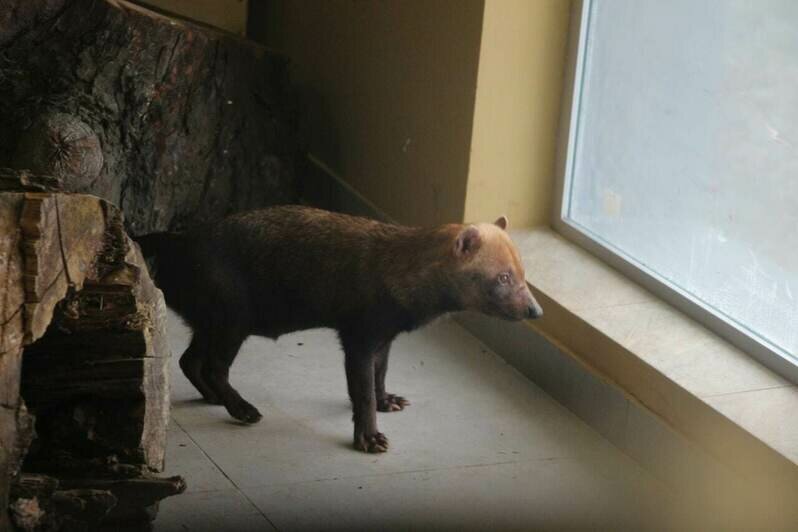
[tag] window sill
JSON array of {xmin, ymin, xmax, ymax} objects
[{"xmin": 510, "ymin": 226, "xmax": 798, "ymax": 491}]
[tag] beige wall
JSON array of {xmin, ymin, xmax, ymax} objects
[
  {"xmin": 138, "ymin": 0, "xmax": 249, "ymax": 35},
  {"xmin": 250, "ymin": 0, "xmax": 571, "ymax": 227},
  {"xmin": 464, "ymin": 0, "xmax": 571, "ymax": 228},
  {"xmin": 253, "ymin": 0, "xmax": 484, "ymax": 226}
]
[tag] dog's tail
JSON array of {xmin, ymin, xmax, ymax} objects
[
  {"xmin": 133, "ymin": 231, "xmax": 182, "ymax": 260},
  {"xmin": 132, "ymin": 231, "xmax": 192, "ymax": 315},
  {"xmin": 132, "ymin": 231, "xmax": 189, "ymax": 283}
]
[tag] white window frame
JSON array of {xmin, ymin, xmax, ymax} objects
[{"xmin": 552, "ymin": 0, "xmax": 798, "ymax": 384}]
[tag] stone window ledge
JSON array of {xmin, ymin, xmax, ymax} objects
[{"xmin": 510, "ymin": 227, "xmax": 798, "ymax": 493}]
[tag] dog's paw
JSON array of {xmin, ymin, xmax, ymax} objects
[
  {"xmin": 200, "ymin": 388, "xmax": 221, "ymax": 405},
  {"xmin": 377, "ymin": 394, "xmax": 410, "ymax": 412},
  {"xmin": 354, "ymin": 432, "xmax": 389, "ymax": 453},
  {"xmin": 225, "ymin": 399, "xmax": 263, "ymax": 424}
]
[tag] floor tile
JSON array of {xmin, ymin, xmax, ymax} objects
[
  {"xmin": 155, "ymin": 489, "xmax": 276, "ymax": 532},
  {"xmin": 165, "ymin": 314, "xmax": 618, "ymax": 489},
  {"xmin": 157, "ymin": 309, "xmax": 693, "ymax": 530},
  {"xmin": 163, "ymin": 422, "xmax": 236, "ymax": 493},
  {"xmin": 243, "ymin": 456, "xmax": 680, "ymax": 531}
]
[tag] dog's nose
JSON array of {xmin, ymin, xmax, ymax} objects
[{"xmin": 527, "ymin": 301, "xmax": 543, "ymax": 319}]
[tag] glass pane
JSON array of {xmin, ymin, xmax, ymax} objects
[{"xmin": 567, "ymin": 0, "xmax": 798, "ymax": 360}]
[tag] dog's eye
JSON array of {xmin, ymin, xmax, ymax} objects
[{"xmin": 498, "ymin": 273, "xmax": 511, "ymax": 285}]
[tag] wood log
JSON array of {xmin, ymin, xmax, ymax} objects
[
  {"xmin": 14, "ymin": 191, "xmax": 171, "ymax": 471},
  {"xmin": 9, "ymin": 473, "xmax": 60, "ymax": 531},
  {"xmin": 52, "ymin": 489, "xmax": 118, "ymax": 526},
  {"xmin": 0, "ymin": 0, "xmax": 298, "ymax": 235},
  {"xmin": 0, "ymin": 192, "xmax": 26, "ymax": 400},
  {"xmin": 7, "ymin": 403, "xmax": 35, "ymax": 479},
  {"xmin": 9, "ymin": 473, "xmax": 119, "ymax": 531},
  {"xmin": 8, "ymin": 495, "xmax": 47, "ymax": 531},
  {"xmin": 60, "ymin": 475, "xmax": 186, "ymax": 510},
  {"xmin": 1, "ymin": 184, "xmax": 180, "ymax": 529},
  {"xmin": 9, "ymin": 473, "xmax": 184, "ymax": 530},
  {"xmin": 0, "ymin": 168, "xmax": 63, "ymax": 193},
  {"xmin": 13, "ymin": 114, "xmax": 104, "ymax": 192},
  {"xmin": 0, "ymin": 0, "xmax": 67, "ymax": 47},
  {"xmin": 17, "ymin": 192, "xmax": 109, "ymax": 343},
  {"xmin": 0, "ymin": 191, "xmax": 27, "ymax": 532},
  {"xmin": 10, "ymin": 473, "xmax": 60, "ymax": 500}
]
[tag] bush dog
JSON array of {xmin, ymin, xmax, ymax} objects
[{"xmin": 137, "ymin": 206, "xmax": 542, "ymax": 453}]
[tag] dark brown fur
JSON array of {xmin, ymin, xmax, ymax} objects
[{"xmin": 136, "ymin": 206, "xmax": 541, "ymax": 452}]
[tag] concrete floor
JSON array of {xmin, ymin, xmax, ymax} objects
[{"xmin": 155, "ymin": 311, "xmax": 680, "ymax": 531}]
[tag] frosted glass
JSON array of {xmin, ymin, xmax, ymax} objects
[{"xmin": 567, "ymin": 0, "xmax": 798, "ymax": 359}]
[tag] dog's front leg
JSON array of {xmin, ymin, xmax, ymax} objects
[{"xmin": 342, "ymin": 338, "xmax": 388, "ymax": 453}]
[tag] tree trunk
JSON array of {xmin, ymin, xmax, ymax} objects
[
  {"xmin": 0, "ymin": 171, "xmax": 183, "ymax": 530},
  {"xmin": 0, "ymin": 0, "xmax": 298, "ymax": 235},
  {"xmin": 1, "ymin": 0, "xmax": 298, "ymax": 526}
]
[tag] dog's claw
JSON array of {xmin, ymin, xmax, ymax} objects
[
  {"xmin": 354, "ymin": 432, "xmax": 389, "ymax": 453},
  {"xmin": 377, "ymin": 394, "xmax": 410, "ymax": 412}
]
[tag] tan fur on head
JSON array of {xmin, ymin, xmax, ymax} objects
[
  {"xmin": 450, "ymin": 219, "xmax": 538, "ymax": 320},
  {"xmin": 467, "ymin": 223, "xmax": 526, "ymax": 280}
]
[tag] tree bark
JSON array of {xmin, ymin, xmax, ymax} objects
[
  {"xmin": 0, "ymin": 0, "xmax": 298, "ymax": 525},
  {"xmin": 0, "ymin": 171, "xmax": 183, "ymax": 530},
  {"xmin": 0, "ymin": 0, "xmax": 298, "ymax": 235}
]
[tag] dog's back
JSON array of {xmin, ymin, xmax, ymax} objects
[{"xmin": 136, "ymin": 206, "xmax": 417, "ymax": 337}]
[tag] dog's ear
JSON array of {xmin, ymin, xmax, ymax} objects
[
  {"xmin": 455, "ymin": 225, "xmax": 482, "ymax": 257},
  {"xmin": 494, "ymin": 216, "xmax": 508, "ymax": 231}
]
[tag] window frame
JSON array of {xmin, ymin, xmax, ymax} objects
[{"xmin": 552, "ymin": 0, "xmax": 798, "ymax": 384}]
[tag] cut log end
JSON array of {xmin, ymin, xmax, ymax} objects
[{"xmin": 12, "ymin": 114, "xmax": 104, "ymax": 192}]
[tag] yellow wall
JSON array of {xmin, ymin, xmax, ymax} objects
[
  {"xmin": 137, "ymin": 0, "xmax": 249, "ymax": 35},
  {"xmin": 464, "ymin": 0, "xmax": 571, "ymax": 227},
  {"xmin": 250, "ymin": 0, "xmax": 572, "ymax": 227},
  {"xmin": 252, "ymin": 0, "xmax": 484, "ymax": 226}
]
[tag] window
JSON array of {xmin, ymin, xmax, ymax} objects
[{"xmin": 556, "ymin": 0, "xmax": 798, "ymax": 381}]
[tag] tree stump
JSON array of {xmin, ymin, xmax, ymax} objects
[
  {"xmin": 1, "ymin": 0, "xmax": 299, "ymax": 527},
  {"xmin": 0, "ymin": 0, "xmax": 298, "ymax": 235},
  {"xmin": 0, "ymin": 171, "xmax": 183, "ymax": 530}
]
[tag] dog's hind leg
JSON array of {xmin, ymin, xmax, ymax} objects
[
  {"xmin": 374, "ymin": 342, "xmax": 409, "ymax": 412},
  {"xmin": 202, "ymin": 313, "xmax": 261, "ymax": 424},
  {"xmin": 179, "ymin": 331, "xmax": 221, "ymax": 404}
]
